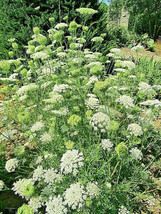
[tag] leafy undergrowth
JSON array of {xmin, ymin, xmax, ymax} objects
[{"xmin": 0, "ymin": 8, "xmax": 161, "ymax": 214}]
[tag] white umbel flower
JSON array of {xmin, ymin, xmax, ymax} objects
[
  {"xmin": 64, "ymin": 182, "xmax": 87, "ymax": 210},
  {"xmin": 118, "ymin": 205, "xmax": 130, "ymax": 214},
  {"xmin": 53, "ymin": 84, "xmax": 72, "ymax": 93},
  {"xmin": 90, "ymin": 112, "xmax": 110, "ymax": 132},
  {"xmin": 46, "ymin": 195, "xmax": 67, "ymax": 214},
  {"xmin": 85, "ymin": 97, "xmax": 99, "ymax": 110},
  {"xmin": 28, "ymin": 197, "xmax": 42, "ymax": 212},
  {"xmin": 5, "ymin": 158, "xmax": 19, "ymax": 173},
  {"xmin": 40, "ymin": 132, "xmax": 53, "ymax": 143},
  {"xmin": 17, "ymin": 83, "xmax": 38, "ymax": 96},
  {"xmin": 86, "ymin": 182, "xmax": 100, "ymax": 199},
  {"xmin": 0, "ymin": 180, "xmax": 4, "ymax": 191},
  {"xmin": 31, "ymin": 121, "xmax": 44, "ymax": 132},
  {"xmin": 32, "ymin": 166, "xmax": 44, "ymax": 181},
  {"xmin": 60, "ymin": 150, "xmax": 84, "ymax": 175},
  {"xmin": 138, "ymin": 82, "xmax": 153, "ymax": 93},
  {"xmin": 55, "ymin": 23, "xmax": 68, "ymax": 29},
  {"xmin": 43, "ymin": 94, "xmax": 64, "ymax": 104},
  {"xmin": 116, "ymin": 95, "xmax": 134, "ymax": 108},
  {"xmin": 130, "ymin": 147, "xmax": 143, "ymax": 160},
  {"xmin": 127, "ymin": 123, "xmax": 143, "ymax": 137},
  {"xmin": 86, "ymin": 76, "xmax": 98, "ymax": 86},
  {"xmin": 12, "ymin": 179, "xmax": 34, "ymax": 198},
  {"xmin": 101, "ymin": 139, "xmax": 113, "ymax": 151},
  {"xmin": 43, "ymin": 168, "xmax": 63, "ymax": 185}
]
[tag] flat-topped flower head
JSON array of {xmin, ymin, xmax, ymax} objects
[
  {"xmin": 91, "ymin": 37, "xmax": 104, "ymax": 43},
  {"xmin": 90, "ymin": 112, "xmax": 110, "ymax": 132},
  {"xmin": 101, "ymin": 139, "xmax": 113, "ymax": 151},
  {"xmin": 55, "ymin": 23, "xmax": 68, "ymax": 30},
  {"xmin": 116, "ymin": 95, "xmax": 134, "ymax": 108},
  {"xmin": 85, "ymin": 97, "xmax": 99, "ymax": 110},
  {"xmin": 86, "ymin": 182, "xmax": 100, "ymax": 199},
  {"xmin": 60, "ymin": 149, "xmax": 84, "ymax": 175},
  {"xmin": 0, "ymin": 180, "xmax": 4, "ymax": 191},
  {"xmin": 118, "ymin": 206, "xmax": 130, "ymax": 214},
  {"xmin": 130, "ymin": 147, "xmax": 143, "ymax": 160},
  {"xmin": 76, "ymin": 8, "xmax": 98, "ymax": 15},
  {"xmin": 46, "ymin": 195, "xmax": 67, "ymax": 214},
  {"xmin": 31, "ymin": 121, "xmax": 44, "ymax": 132},
  {"xmin": 127, "ymin": 123, "xmax": 143, "ymax": 137},
  {"xmin": 64, "ymin": 182, "xmax": 87, "ymax": 210},
  {"xmin": 5, "ymin": 158, "xmax": 19, "ymax": 173}
]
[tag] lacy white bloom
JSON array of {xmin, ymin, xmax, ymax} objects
[
  {"xmin": 51, "ymin": 107, "xmax": 69, "ymax": 116},
  {"xmin": 127, "ymin": 123, "xmax": 143, "ymax": 136},
  {"xmin": 60, "ymin": 150, "xmax": 84, "ymax": 175},
  {"xmin": 116, "ymin": 95, "xmax": 134, "ymax": 108},
  {"xmin": 86, "ymin": 76, "xmax": 98, "ymax": 86},
  {"xmin": 57, "ymin": 52, "xmax": 67, "ymax": 58},
  {"xmin": 118, "ymin": 206, "xmax": 130, "ymax": 214},
  {"xmin": 130, "ymin": 147, "xmax": 143, "ymax": 160},
  {"xmin": 138, "ymin": 82, "xmax": 153, "ymax": 93},
  {"xmin": 86, "ymin": 182, "xmax": 100, "ymax": 199},
  {"xmin": 40, "ymin": 132, "xmax": 53, "ymax": 143},
  {"xmin": 17, "ymin": 83, "xmax": 38, "ymax": 96},
  {"xmin": 28, "ymin": 197, "xmax": 42, "ymax": 212},
  {"xmin": 76, "ymin": 7, "xmax": 98, "ymax": 15},
  {"xmin": 114, "ymin": 68, "xmax": 126, "ymax": 73},
  {"xmin": 36, "ymin": 156, "xmax": 43, "ymax": 164},
  {"xmin": 46, "ymin": 195, "xmax": 67, "ymax": 214},
  {"xmin": 91, "ymin": 37, "xmax": 103, "ymax": 43},
  {"xmin": 5, "ymin": 158, "xmax": 19, "ymax": 172},
  {"xmin": 41, "ymin": 81, "xmax": 52, "ymax": 88},
  {"xmin": 87, "ymin": 62, "xmax": 102, "ymax": 68},
  {"xmin": 90, "ymin": 112, "xmax": 110, "ymax": 132},
  {"xmin": 18, "ymin": 94, "xmax": 28, "ymax": 101},
  {"xmin": 55, "ymin": 23, "xmax": 68, "ymax": 29},
  {"xmin": 32, "ymin": 166, "xmax": 44, "ymax": 181},
  {"xmin": 110, "ymin": 48, "xmax": 121, "ymax": 54},
  {"xmin": 31, "ymin": 51, "xmax": 49, "ymax": 60},
  {"xmin": 12, "ymin": 179, "xmax": 34, "ymax": 198},
  {"xmin": 0, "ymin": 180, "xmax": 4, "ymax": 191},
  {"xmin": 31, "ymin": 121, "xmax": 44, "ymax": 132},
  {"xmin": 131, "ymin": 45, "xmax": 144, "ymax": 52},
  {"xmin": 43, "ymin": 94, "xmax": 64, "ymax": 104},
  {"xmin": 85, "ymin": 97, "xmax": 99, "ymax": 109},
  {"xmin": 122, "ymin": 60, "xmax": 135, "ymax": 70},
  {"xmin": 101, "ymin": 139, "xmax": 113, "ymax": 151},
  {"xmin": 53, "ymin": 84, "xmax": 72, "ymax": 93},
  {"xmin": 43, "ymin": 168, "xmax": 63, "ymax": 185},
  {"xmin": 140, "ymin": 99, "xmax": 161, "ymax": 107},
  {"xmin": 64, "ymin": 182, "xmax": 87, "ymax": 210}
]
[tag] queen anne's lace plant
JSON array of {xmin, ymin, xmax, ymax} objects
[
  {"xmin": 43, "ymin": 168, "xmax": 63, "ymax": 185},
  {"xmin": 85, "ymin": 97, "xmax": 99, "ymax": 109},
  {"xmin": 28, "ymin": 197, "xmax": 42, "ymax": 213},
  {"xmin": 140, "ymin": 99, "xmax": 161, "ymax": 107},
  {"xmin": 40, "ymin": 132, "xmax": 53, "ymax": 143},
  {"xmin": 43, "ymin": 94, "xmax": 64, "ymax": 104},
  {"xmin": 86, "ymin": 76, "xmax": 98, "ymax": 86},
  {"xmin": 86, "ymin": 182, "xmax": 100, "ymax": 199},
  {"xmin": 64, "ymin": 182, "xmax": 87, "ymax": 210},
  {"xmin": 130, "ymin": 147, "xmax": 143, "ymax": 160},
  {"xmin": 60, "ymin": 150, "xmax": 84, "ymax": 175},
  {"xmin": 5, "ymin": 158, "xmax": 19, "ymax": 172},
  {"xmin": 91, "ymin": 37, "xmax": 104, "ymax": 43},
  {"xmin": 53, "ymin": 84, "xmax": 72, "ymax": 93},
  {"xmin": 138, "ymin": 82, "xmax": 154, "ymax": 93},
  {"xmin": 116, "ymin": 95, "xmax": 134, "ymax": 108},
  {"xmin": 0, "ymin": 180, "xmax": 4, "ymax": 191},
  {"xmin": 32, "ymin": 166, "xmax": 44, "ymax": 181},
  {"xmin": 30, "ymin": 121, "xmax": 44, "ymax": 132},
  {"xmin": 16, "ymin": 83, "xmax": 38, "ymax": 96},
  {"xmin": 118, "ymin": 206, "xmax": 130, "ymax": 214},
  {"xmin": 12, "ymin": 179, "xmax": 34, "ymax": 198},
  {"xmin": 55, "ymin": 23, "xmax": 68, "ymax": 30},
  {"xmin": 76, "ymin": 8, "xmax": 98, "ymax": 15},
  {"xmin": 46, "ymin": 195, "xmax": 67, "ymax": 214},
  {"xmin": 127, "ymin": 123, "xmax": 143, "ymax": 137},
  {"xmin": 90, "ymin": 112, "xmax": 110, "ymax": 132},
  {"xmin": 101, "ymin": 139, "xmax": 113, "ymax": 151},
  {"xmin": 51, "ymin": 107, "xmax": 69, "ymax": 116}
]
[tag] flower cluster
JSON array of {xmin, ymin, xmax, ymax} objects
[
  {"xmin": 0, "ymin": 180, "xmax": 4, "ymax": 191},
  {"xmin": 46, "ymin": 195, "xmax": 67, "ymax": 214},
  {"xmin": 116, "ymin": 95, "xmax": 134, "ymax": 108},
  {"xmin": 60, "ymin": 150, "xmax": 84, "ymax": 175},
  {"xmin": 31, "ymin": 121, "xmax": 44, "ymax": 132},
  {"xmin": 101, "ymin": 139, "xmax": 113, "ymax": 151},
  {"xmin": 90, "ymin": 112, "xmax": 110, "ymax": 132},
  {"xmin": 64, "ymin": 182, "xmax": 87, "ymax": 209},
  {"xmin": 86, "ymin": 182, "xmax": 100, "ymax": 199},
  {"xmin": 127, "ymin": 123, "xmax": 143, "ymax": 137},
  {"xmin": 130, "ymin": 147, "xmax": 143, "ymax": 160},
  {"xmin": 5, "ymin": 158, "xmax": 19, "ymax": 172}
]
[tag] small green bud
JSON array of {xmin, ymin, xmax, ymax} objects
[
  {"xmin": 12, "ymin": 42, "xmax": 18, "ymax": 50},
  {"xmin": 9, "ymin": 51, "xmax": 14, "ymax": 58},
  {"xmin": 115, "ymin": 142, "xmax": 128, "ymax": 159},
  {"xmin": 0, "ymin": 60, "xmax": 10, "ymax": 71},
  {"xmin": 20, "ymin": 69, "xmax": 27, "ymax": 77},
  {"xmin": 8, "ymin": 38, "xmax": 15, "ymax": 43},
  {"xmin": 110, "ymin": 121, "xmax": 119, "ymax": 131},
  {"xmin": 63, "ymin": 16, "xmax": 68, "ymax": 21},
  {"xmin": 33, "ymin": 27, "xmax": 40, "ymax": 35},
  {"xmin": 83, "ymin": 26, "xmax": 88, "ymax": 31},
  {"xmin": 67, "ymin": 114, "xmax": 81, "ymax": 127},
  {"xmin": 35, "ymin": 6, "xmax": 40, "ymax": 10},
  {"xmin": 64, "ymin": 140, "xmax": 74, "ymax": 150},
  {"xmin": 14, "ymin": 144, "xmax": 25, "ymax": 157},
  {"xmin": 49, "ymin": 17, "xmax": 55, "ymax": 23},
  {"xmin": 69, "ymin": 21, "xmax": 79, "ymax": 30},
  {"xmin": 38, "ymin": 34, "xmax": 47, "ymax": 46},
  {"xmin": 70, "ymin": 43, "xmax": 76, "ymax": 50},
  {"xmin": 23, "ymin": 183, "xmax": 35, "ymax": 198},
  {"xmin": 53, "ymin": 32, "xmax": 62, "ymax": 42},
  {"xmin": 17, "ymin": 205, "xmax": 34, "ymax": 214}
]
